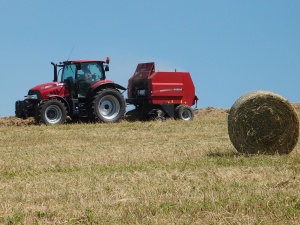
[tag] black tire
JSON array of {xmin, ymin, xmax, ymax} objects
[
  {"xmin": 89, "ymin": 88, "xmax": 126, "ymax": 123},
  {"xmin": 175, "ymin": 105, "xmax": 194, "ymax": 121},
  {"xmin": 35, "ymin": 99, "xmax": 67, "ymax": 125}
]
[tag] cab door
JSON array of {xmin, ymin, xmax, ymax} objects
[{"xmin": 61, "ymin": 64, "xmax": 76, "ymax": 98}]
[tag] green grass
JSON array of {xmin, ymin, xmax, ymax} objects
[{"xmin": 0, "ymin": 113, "xmax": 300, "ymax": 224}]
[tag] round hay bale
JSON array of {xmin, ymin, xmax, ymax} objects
[{"xmin": 228, "ymin": 91, "xmax": 299, "ymax": 154}]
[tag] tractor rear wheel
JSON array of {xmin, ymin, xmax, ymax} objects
[
  {"xmin": 89, "ymin": 88, "xmax": 126, "ymax": 123},
  {"xmin": 35, "ymin": 99, "xmax": 67, "ymax": 125},
  {"xmin": 175, "ymin": 105, "xmax": 194, "ymax": 121}
]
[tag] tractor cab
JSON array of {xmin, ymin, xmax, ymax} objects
[{"xmin": 57, "ymin": 59, "xmax": 109, "ymax": 98}]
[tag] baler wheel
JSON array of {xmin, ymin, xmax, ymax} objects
[
  {"xmin": 89, "ymin": 88, "xmax": 126, "ymax": 123},
  {"xmin": 35, "ymin": 99, "xmax": 67, "ymax": 125},
  {"xmin": 175, "ymin": 105, "xmax": 194, "ymax": 121}
]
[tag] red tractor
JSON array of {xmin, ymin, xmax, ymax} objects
[
  {"xmin": 126, "ymin": 62, "xmax": 198, "ymax": 121},
  {"xmin": 15, "ymin": 58, "xmax": 127, "ymax": 125}
]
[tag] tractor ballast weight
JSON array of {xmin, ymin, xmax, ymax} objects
[{"xmin": 126, "ymin": 62, "xmax": 198, "ymax": 120}]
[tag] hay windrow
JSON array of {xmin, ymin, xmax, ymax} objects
[
  {"xmin": 0, "ymin": 116, "xmax": 35, "ymax": 126},
  {"xmin": 228, "ymin": 91, "xmax": 299, "ymax": 155}
]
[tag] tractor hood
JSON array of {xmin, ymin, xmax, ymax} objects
[
  {"xmin": 26, "ymin": 81, "xmax": 67, "ymax": 100},
  {"xmin": 31, "ymin": 81, "xmax": 64, "ymax": 91}
]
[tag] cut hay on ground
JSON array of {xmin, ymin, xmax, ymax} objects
[
  {"xmin": 228, "ymin": 90, "xmax": 299, "ymax": 155},
  {"xmin": 0, "ymin": 116, "xmax": 35, "ymax": 126}
]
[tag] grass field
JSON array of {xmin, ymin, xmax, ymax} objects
[{"xmin": 1, "ymin": 107, "xmax": 300, "ymax": 224}]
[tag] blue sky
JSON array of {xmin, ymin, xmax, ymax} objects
[{"xmin": 0, "ymin": 0, "xmax": 299, "ymax": 117}]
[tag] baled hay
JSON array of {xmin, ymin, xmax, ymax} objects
[{"xmin": 228, "ymin": 91, "xmax": 299, "ymax": 154}]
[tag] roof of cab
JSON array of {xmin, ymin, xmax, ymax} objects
[{"xmin": 62, "ymin": 60, "xmax": 106, "ymax": 64}]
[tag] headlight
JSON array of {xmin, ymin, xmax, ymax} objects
[
  {"xmin": 25, "ymin": 94, "xmax": 38, "ymax": 100},
  {"xmin": 27, "ymin": 90, "xmax": 41, "ymax": 100}
]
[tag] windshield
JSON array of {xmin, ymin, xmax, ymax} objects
[{"xmin": 61, "ymin": 64, "xmax": 76, "ymax": 82}]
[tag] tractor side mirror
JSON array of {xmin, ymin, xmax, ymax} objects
[
  {"xmin": 76, "ymin": 64, "xmax": 82, "ymax": 70},
  {"xmin": 105, "ymin": 65, "xmax": 109, "ymax": 72}
]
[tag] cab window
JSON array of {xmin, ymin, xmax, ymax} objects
[{"xmin": 77, "ymin": 62, "xmax": 104, "ymax": 82}]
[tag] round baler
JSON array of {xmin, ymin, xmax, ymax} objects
[{"xmin": 126, "ymin": 62, "xmax": 198, "ymax": 120}]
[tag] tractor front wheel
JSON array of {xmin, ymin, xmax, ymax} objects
[
  {"xmin": 89, "ymin": 88, "xmax": 126, "ymax": 123},
  {"xmin": 35, "ymin": 99, "xmax": 67, "ymax": 125},
  {"xmin": 175, "ymin": 105, "xmax": 194, "ymax": 121}
]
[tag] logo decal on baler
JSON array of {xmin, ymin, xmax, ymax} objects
[{"xmin": 152, "ymin": 88, "xmax": 183, "ymax": 93}]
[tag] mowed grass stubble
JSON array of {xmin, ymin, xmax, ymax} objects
[{"xmin": 1, "ymin": 109, "xmax": 300, "ymax": 224}]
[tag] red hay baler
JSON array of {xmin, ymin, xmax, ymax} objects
[{"xmin": 126, "ymin": 62, "xmax": 198, "ymax": 120}]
